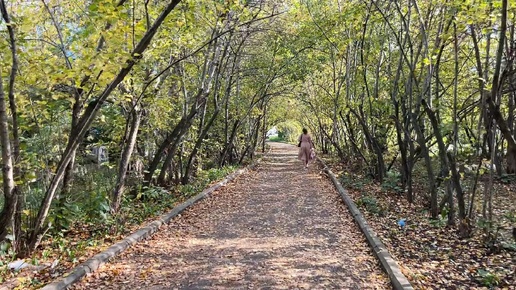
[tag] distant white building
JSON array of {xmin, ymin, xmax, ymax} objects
[{"xmin": 266, "ymin": 127, "xmax": 278, "ymax": 137}]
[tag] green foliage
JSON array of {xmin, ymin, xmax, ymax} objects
[
  {"xmin": 268, "ymin": 135, "xmax": 284, "ymax": 142},
  {"xmin": 499, "ymin": 174, "xmax": 516, "ymax": 184},
  {"xmin": 0, "ymin": 2, "xmax": 514, "ymax": 289},
  {"xmin": 205, "ymin": 167, "xmax": 235, "ymax": 183},
  {"xmin": 381, "ymin": 170, "xmax": 403, "ymax": 193},
  {"xmin": 179, "ymin": 166, "xmax": 238, "ymax": 196},
  {"xmin": 340, "ymin": 174, "xmax": 370, "ymax": 190},
  {"xmin": 503, "ymin": 212, "xmax": 516, "ymax": 223},
  {"xmin": 135, "ymin": 186, "xmax": 169, "ymax": 202},
  {"xmin": 355, "ymin": 194, "xmax": 384, "ymax": 216},
  {"xmin": 477, "ymin": 269, "xmax": 500, "ymax": 288},
  {"xmin": 275, "ymin": 120, "xmax": 302, "ymax": 143},
  {"xmin": 428, "ymin": 218, "xmax": 447, "ymax": 228},
  {"xmin": 56, "ymin": 166, "xmax": 116, "ymax": 227},
  {"xmin": 0, "ymin": 235, "xmax": 15, "ymax": 278}
]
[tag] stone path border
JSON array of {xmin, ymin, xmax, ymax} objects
[
  {"xmin": 317, "ymin": 157, "xmax": 414, "ymax": 290},
  {"xmin": 41, "ymin": 155, "xmax": 266, "ymax": 290}
]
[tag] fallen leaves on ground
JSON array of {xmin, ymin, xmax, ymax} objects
[{"xmin": 330, "ymin": 161, "xmax": 516, "ymax": 290}]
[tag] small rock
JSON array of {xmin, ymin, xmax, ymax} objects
[{"xmin": 8, "ymin": 259, "xmax": 28, "ymax": 270}]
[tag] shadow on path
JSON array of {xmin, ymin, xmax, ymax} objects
[{"xmin": 73, "ymin": 142, "xmax": 390, "ymax": 289}]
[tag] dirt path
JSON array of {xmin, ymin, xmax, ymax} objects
[{"xmin": 72, "ymin": 143, "xmax": 390, "ymax": 289}]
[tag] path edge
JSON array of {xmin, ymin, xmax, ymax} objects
[
  {"xmin": 41, "ymin": 155, "xmax": 266, "ymax": 290},
  {"xmin": 317, "ymin": 157, "xmax": 414, "ymax": 290}
]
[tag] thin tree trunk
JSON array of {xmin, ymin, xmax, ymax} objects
[
  {"xmin": 340, "ymin": 112, "xmax": 367, "ymax": 165},
  {"xmin": 182, "ymin": 104, "xmax": 221, "ymax": 184},
  {"xmin": 0, "ymin": 0, "xmax": 21, "ymax": 248},
  {"xmin": 486, "ymin": 0, "xmax": 516, "ymax": 173},
  {"xmin": 452, "ymin": 21, "xmax": 466, "ymax": 227},
  {"xmin": 482, "ymin": 0, "xmax": 509, "ymax": 233},
  {"xmin": 262, "ymin": 104, "xmax": 267, "ymax": 153},
  {"xmin": 112, "ymin": 107, "xmax": 142, "ymax": 212},
  {"xmin": 144, "ymin": 117, "xmax": 183, "ymax": 186},
  {"xmin": 350, "ymin": 107, "xmax": 386, "ymax": 181},
  {"xmin": 0, "ymin": 70, "xmax": 16, "ymax": 243},
  {"xmin": 54, "ymin": 98, "xmax": 81, "ymax": 231},
  {"xmin": 220, "ymin": 120, "xmax": 240, "ymax": 167},
  {"xmin": 156, "ymin": 103, "xmax": 200, "ymax": 186},
  {"xmin": 390, "ymin": 41, "xmax": 409, "ymax": 191}
]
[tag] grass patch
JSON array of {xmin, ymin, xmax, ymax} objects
[{"xmin": 268, "ymin": 135, "xmax": 285, "ymax": 142}]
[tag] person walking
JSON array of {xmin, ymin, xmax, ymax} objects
[{"xmin": 298, "ymin": 128, "xmax": 314, "ymax": 169}]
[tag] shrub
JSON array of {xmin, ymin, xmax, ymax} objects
[
  {"xmin": 381, "ymin": 170, "xmax": 403, "ymax": 193},
  {"xmin": 356, "ymin": 194, "xmax": 384, "ymax": 215},
  {"xmin": 477, "ymin": 269, "xmax": 500, "ymax": 287}
]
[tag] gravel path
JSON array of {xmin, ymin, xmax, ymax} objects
[{"xmin": 72, "ymin": 142, "xmax": 390, "ymax": 289}]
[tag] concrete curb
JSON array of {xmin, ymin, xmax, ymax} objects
[
  {"xmin": 317, "ymin": 157, "xmax": 414, "ymax": 290},
  {"xmin": 42, "ymin": 158, "xmax": 264, "ymax": 290}
]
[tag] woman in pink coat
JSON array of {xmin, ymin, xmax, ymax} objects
[{"xmin": 298, "ymin": 128, "xmax": 314, "ymax": 169}]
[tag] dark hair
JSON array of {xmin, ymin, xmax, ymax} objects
[{"xmin": 302, "ymin": 128, "xmax": 308, "ymax": 134}]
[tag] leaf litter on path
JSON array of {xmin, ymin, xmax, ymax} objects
[{"xmin": 72, "ymin": 143, "xmax": 390, "ymax": 289}]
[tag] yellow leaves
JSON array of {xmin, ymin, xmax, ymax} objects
[
  {"xmin": 250, "ymin": 107, "xmax": 263, "ymax": 118},
  {"xmin": 176, "ymin": 19, "xmax": 186, "ymax": 28}
]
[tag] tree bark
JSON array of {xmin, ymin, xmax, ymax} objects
[
  {"xmin": 0, "ymin": 0, "xmax": 21, "ymax": 247},
  {"xmin": 349, "ymin": 106, "xmax": 386, "ymax": 182},
  {"xmin": 486, "ymin": 0, "xmax": 516, "ymax": 173},
  {"xmin": 220, "ymin": 120, "xmax": 240, "ymax": 167},
  {"xmin": 182, "ymin": 103, "xmax": 221, "ymax": 184},
  {"xmin": 0, "ymin": 70, "xmax": 16, "ymax": 243},
  {"xmin": 112, "ymin": 107, "xmax": 142, "ymax": 212}
]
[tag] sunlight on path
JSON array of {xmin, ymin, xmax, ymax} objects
[{"xmin": 72, "ymin": 142, "xmax": 390, "ymax": 289}]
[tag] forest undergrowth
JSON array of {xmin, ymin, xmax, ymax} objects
[
  {"xmin": 0, "ymin": 165, "xmax": 239, "ymax": 290},
  {"xmin": 330, "ymin": 158, "xmax": 516, "ymax": 289}
]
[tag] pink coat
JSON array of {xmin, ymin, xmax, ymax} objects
[{"xmin": 298, "ymin": 133, "xmax": 313, "ymax": 161}]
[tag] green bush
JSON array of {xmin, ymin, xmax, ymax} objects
[
  {"xmin": 356, "ymin": 194, "xmax": 384, "ymax": 215},
  {"xmin": 136, "ymin": 186, "xmax": 169, "ymax": 201},
  {"xmin": 268, "ymin": 135, "xmax": 284, "ymax": 142},
  {"xmin": 340, "ymin": 174, "xmax": 369, "ymax": 190},
  {"xmin": 499, "ymin": 173, "xmax": 516, "ymax": 184},
  {"xmin": 477, "ymin": 269, "xmax": 500, "ymax": 287},
  {"xmin": 381, "ymin": 170, "xmax": 403, "ymax": 193}
]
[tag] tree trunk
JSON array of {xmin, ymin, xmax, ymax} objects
[
  {"xmin": 393, "ymin": 103, "xmax": 409, "ymax": 192},
  {"xmin": 349, "ymin": 106, "xmax": 386, "ymax": 181},
  {"xmin": 486, "ymin": 0, "xmax": 515, "ymax": 173},
  {"xmin": 422, "ymin": 100, "xmax": 461, "ymax": 224},
  {"xmin": 54, "ymin": 94, "xmax": 81, "ymax": 230},
  {"xmin": 144, "ymin": 116, "xmax": 184, "ymax": 186},
  {"xmin": 262, "ymin": 104, "xmax": 267, "ymax": 153},
  {"xmin": 0, "ymin": 0, "xmax": 21, "ymax": 247},
  {"xmin": 220, "ymin": 120, "xmax": 240, "ymax": 167},
  {"xmin": 182, "ymin": 105, "xmax": 221, "ymax": 184},
  {"xmin": 250, "ymin": 115, "xmax": 262, "ymax": 160},
  {"xmin": 112, "ymin": 107, "xmax": 142, "ymax": 212},
  {"xmin": 157, "ymin": 102, "xmax": 200, "ymax": 186},
  {"xmin": 0, "ymin": 75, "xmax": 16, "ymax": 243}
]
